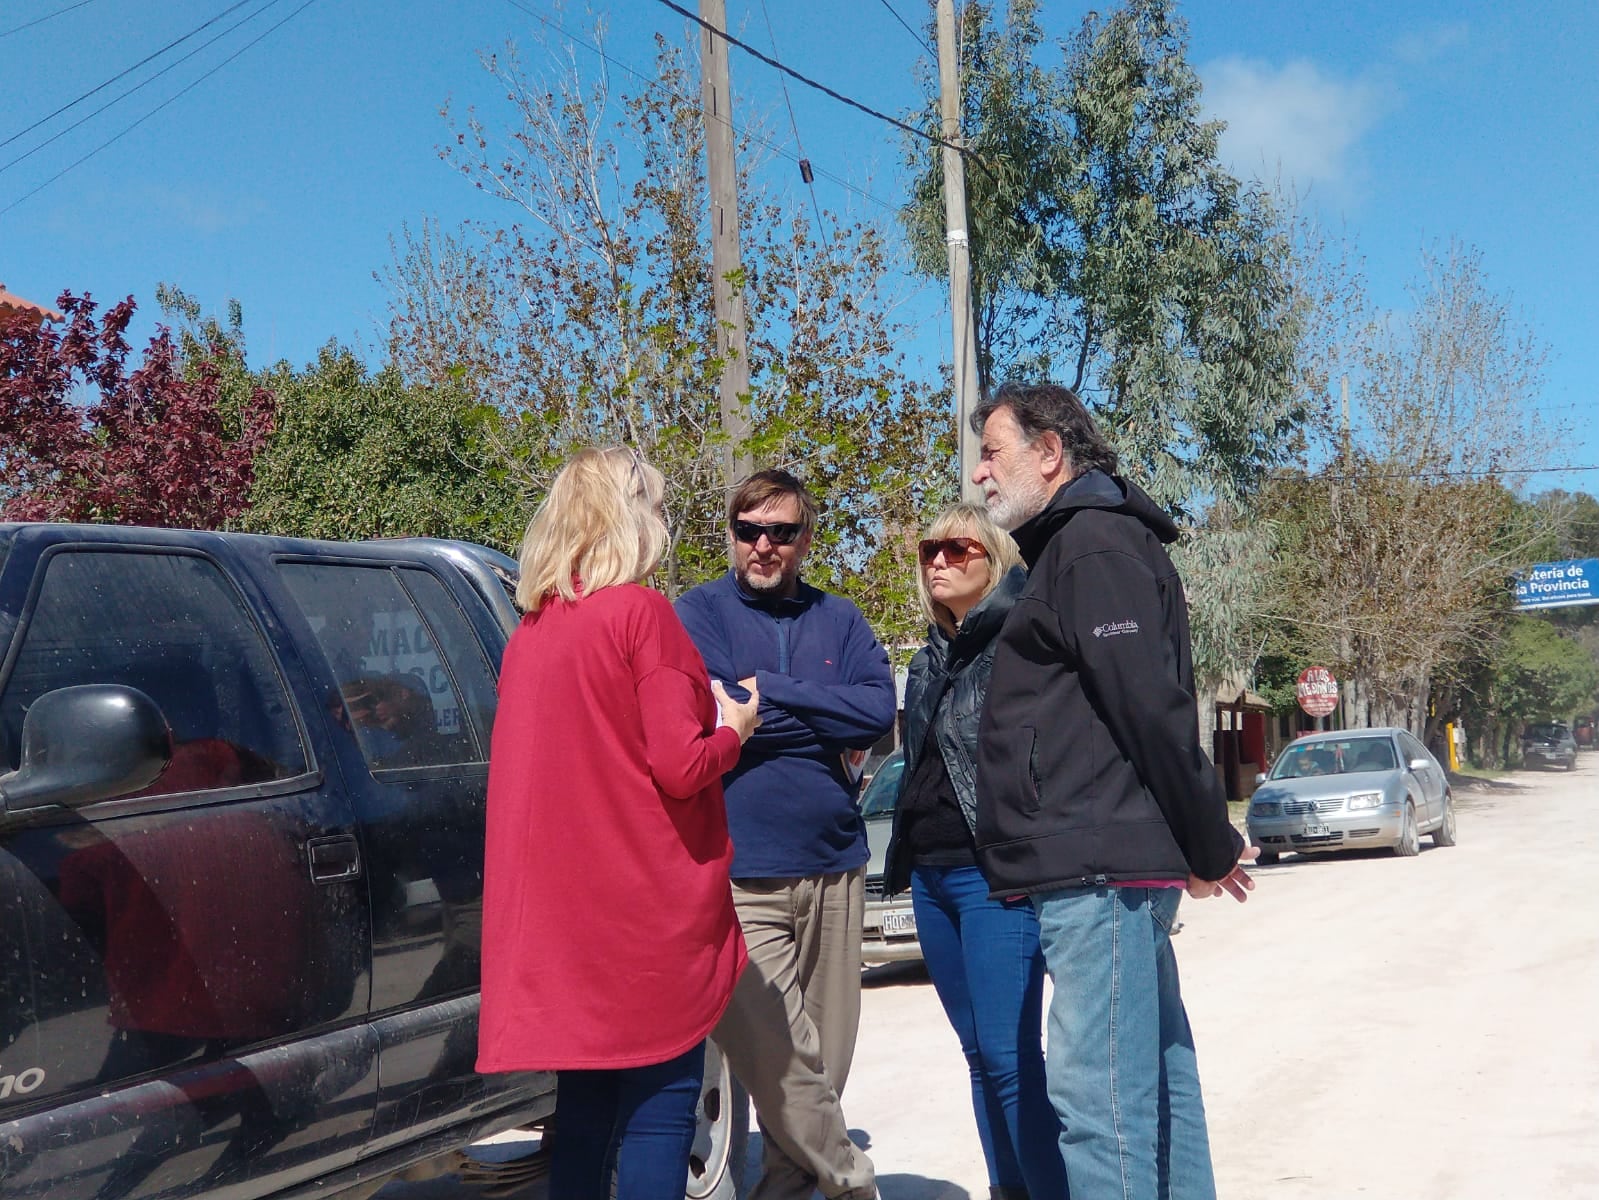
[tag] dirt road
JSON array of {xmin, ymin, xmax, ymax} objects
[
  {"xmin": 388, "ymin": 757, "xmax": 1598, "ymax": 1199},
  {"xmin": 842, "ymin": 758, "xmax": 1599, "ymax": 1199}
]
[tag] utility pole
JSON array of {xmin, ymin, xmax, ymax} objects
[
  {"xmin": 698, "ymin": 0, "xmax": 754, "ymax": 486},
  {"xmin": 936, "ymin": 0, "xmax": 982, "ymax": 501}
]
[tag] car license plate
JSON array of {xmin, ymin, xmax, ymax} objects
[
  {"xmin": 1303, "ymin": 821, "xmax": 1331, "ymax": 838},
  {"xmin": 882, "ymin": 910, "xmax": 916, "ymax": 936}
]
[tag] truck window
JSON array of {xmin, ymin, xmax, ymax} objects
[
  {"xmin": 0, "ymin": 549, "xmax": 308, "ymax": 796},
  {"xmin": 278, "ymin": 562, "xmax": 499, "ymax": 771}
]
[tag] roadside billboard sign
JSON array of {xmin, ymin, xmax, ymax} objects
[
  {"xmin": 1296, "ymin": 666, "xmax": 1339, "ymax": 718},
  {"xmin": 1513, "ymin": 559, "xmax": 1599, "ymax": 610}
]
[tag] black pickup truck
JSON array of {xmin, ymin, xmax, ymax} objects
[{"xmin": 0, "ymin": 523, "xmax": 745, "ymax": 1200}]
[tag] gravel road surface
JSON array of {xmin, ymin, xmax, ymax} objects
[{"xmin": 383, "ymin": 757, "xmax": 1599, "ymax": 1199}]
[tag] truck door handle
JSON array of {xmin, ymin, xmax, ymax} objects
[{"xmin": 306, "ymin": 835, "xmax": 362, "ymax": 883}]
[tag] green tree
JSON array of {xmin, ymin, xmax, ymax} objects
[
  {"xmin": 245, "ymin": 345, "xmax": 521, "ymax": 548},
  {"xmin": 1257, "ymin": 244, "xmax": 1556, "ymax": 737},
  {"xmin": 384, "ymin": 31, "xmax": 952, "ymax": 650},
  {"xmin": 902, "ymin": 0, "xmax": 1311, "ymax": 512},
  {"xmin": 1459, "ymin": 616, "xmax": 1599, "ymax": 764}
]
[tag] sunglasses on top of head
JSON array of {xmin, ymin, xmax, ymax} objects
[
  {"xmin": 731, "ymin": 519, "xmax": 806, "ymax": 547},
  {"xmin": 918, "ymin": 537, "xmax": 987, "ymax": 567}
]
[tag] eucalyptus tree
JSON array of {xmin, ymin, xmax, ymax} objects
[{"xmin": 903, "ymin": 0, "xmax": 1312, "ymax": 514}]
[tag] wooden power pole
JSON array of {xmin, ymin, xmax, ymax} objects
[
  {"xmin": 937, "ymin": 0, "xmax": 983, "ymax": 501},
  {"xmin": 698, "ymin": 0, "xmax": 754, "ymax": 486}
]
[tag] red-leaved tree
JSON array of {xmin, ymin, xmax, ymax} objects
[{"xmin": 0, "ymin": 291, "xmax": 275, "ymax": 528}]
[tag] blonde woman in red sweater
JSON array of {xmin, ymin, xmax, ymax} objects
[{"xmin": 478, "ymin": 447, "xmax": 760, "ymax": 1200}]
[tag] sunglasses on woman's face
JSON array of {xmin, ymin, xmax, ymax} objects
[
  {"xmin": 918, "ymin": 537, "xmax": 988, "ymax": 567},
  {"xmin": 732, "ymin": 519, "xmax": 806, "ymax": 546}
]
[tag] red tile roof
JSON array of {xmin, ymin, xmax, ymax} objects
[{"xmin": 0, "ymin": 282, "xmax": 63, "ymax": 322}]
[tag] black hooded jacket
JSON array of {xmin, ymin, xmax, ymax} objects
[{"xmin": 974, "ymin": 470, "xmax": 1244, "ymax": 893}]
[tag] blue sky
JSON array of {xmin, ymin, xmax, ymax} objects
[{"xmin": 3, "ymin": 0, "xmax": 1594, "ymax": 494}]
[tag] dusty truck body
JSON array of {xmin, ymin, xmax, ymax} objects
[{"xmin": 0, "ymin": 524, "xmax": 744, "ymax": 1200}]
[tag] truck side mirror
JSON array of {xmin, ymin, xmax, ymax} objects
[{"xmin": 0, "ymin": 685, "xmax": 171, "ymax": 813}]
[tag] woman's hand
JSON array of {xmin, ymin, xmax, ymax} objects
[{"xmin": 712, "ymin": 678, "xmax": 762, "ymax": 745}]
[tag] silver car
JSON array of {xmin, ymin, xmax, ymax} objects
[
  {"xmin": 859, "ymin": 750, "xmax": 922, "ymax": 964},
  {"xmin": 1246, "ymin": 728, "xmax": 1457, "ymax": 862}
]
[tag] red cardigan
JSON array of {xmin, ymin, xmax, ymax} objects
[{"xmin": 477, "ymin": 583, "xmax": 745, "ymax": 1071}]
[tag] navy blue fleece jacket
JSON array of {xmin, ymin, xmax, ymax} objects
[{"xmin": 675, "ymin": 572, "xmax": 896, "ymax": 879}]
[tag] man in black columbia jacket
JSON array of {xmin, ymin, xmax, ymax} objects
[{"xmin": 970, "ymin": 380, "xmax": 1256, "ymax": 1200}]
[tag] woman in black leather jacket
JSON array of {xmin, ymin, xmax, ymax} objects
[{"xmin": 883, "ymin": 503, "xmax": 1065, "ymax": 1200}]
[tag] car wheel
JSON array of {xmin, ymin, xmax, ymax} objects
[
  {"xmin": 1256, "ymin": 850, "xmax": 1280, "ymax": 865},
  {"xmin": 686, "ymin": 1039, "xmax": 749, "ymax": 1200},
  {"xmin": 1393, "ymin": 801, "xmax": 1420, "ymax": 857},
  {"xmin": 1568, "ymin": 755, "xmax": 1578, "ymax": 772},
  {"xmin": 1431, "ymin": 794, "xmax": 1457, "ymax": 847}
]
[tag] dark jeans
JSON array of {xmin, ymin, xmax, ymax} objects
[
  {"xmin": 551, "ymin": 1041, "xmax": 706, "ymax": 1200},
  {"xmin": 912, "ymin": 865, "xmax": 1068, "ymax": 1199}
]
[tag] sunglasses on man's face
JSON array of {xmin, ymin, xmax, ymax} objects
[
  {"xmin": 731, "ymin": 519, "xmax": 806, "ymax": 547},
  {"xmin": 918, "ymin": 537, "xmax": 988, "ymax": 567}
]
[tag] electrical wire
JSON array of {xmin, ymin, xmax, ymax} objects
[
  {"xmin": 1, "ymin": 0, "xmax": 320, "ymax": 216},
  {"xmin": 650, "ymin": 0, "xmax": 986, "ymax": 172},
  {"xmin": 0, "ymin": 0, "xmax": 258, "ymax": 152},
  {"xmin": 875, "ymin": 0, "xmax": 934, "ymax": 58},
  {"xmin": 0, "ymin": 0, "xmax": 101, "ymax": 40},
  {"xmin": 1, "ymin": 0, "xmax": 287, "ymax": 178},
  {"xmin": 497, "ymin": 0, "xmax": 903, "ymax": 214},
  {"xmin": 754, "ymin": 0, "xmax": 834, "ymax": 254},
  {"xmin": 1315, "ymin": 464, "xmax": 1599, "ymax": 482}
]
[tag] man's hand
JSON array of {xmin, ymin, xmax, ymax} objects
[{"xmin": 1186, "ymin": 844, "xmax": 1259, "ymax": 903}]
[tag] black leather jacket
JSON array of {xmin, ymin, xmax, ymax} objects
[{"xmin": 883, "ymin": 566, "xmax": 1027, "ymax": 895}]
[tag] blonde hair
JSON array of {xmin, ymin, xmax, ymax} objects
[
  {"xmin": 914, "ymin": 502, "xmax": 1023, "ymax": 636},
  {"xmin": 515, "ymin": 447, "xmax": 669, "ymax": 612}
]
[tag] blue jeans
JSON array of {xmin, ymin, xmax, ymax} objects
[
  {"xmin": 912, "ymin": 865, "xmax": 1068, "ymax": 1199},
  {"xmin": 550, "ymin": 1042, "xmax": 706, "ymax": 1200},
  {"xmin": 1032, "ymin": 886, "xmax": 1215, "ymax": 1200}
]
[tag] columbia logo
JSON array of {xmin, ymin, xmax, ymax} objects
[{"xmin": 1092, "ymin": 620, "xmax": 1140, "ymax": 638}]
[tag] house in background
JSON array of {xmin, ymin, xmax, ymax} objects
[
  {"xmin": 1214, "ymin": 683, "xmax": 1271, "ymax": 801},
  {"xmin": 0, "ymin": 283, "xmax": 63, "ymax": 326}
]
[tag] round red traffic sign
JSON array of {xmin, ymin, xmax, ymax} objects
[{"xmin": 1296, "ymin": 666, "xmax": 1339, "ymax": 718}]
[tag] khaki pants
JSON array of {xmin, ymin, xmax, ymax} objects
[{"xmin": 715, "ymin": 867, "xmax": 876, "ymax": 1200}]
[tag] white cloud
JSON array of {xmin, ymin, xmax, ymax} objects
[{"xmin": 1200, "ymin": 57, "xmax": 1383, "ymax": 201}]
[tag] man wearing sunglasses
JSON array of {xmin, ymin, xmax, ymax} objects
[
  {"xmin": 676, "ymin": 469, "xmax": 894, "ymax": 1200},
  {"xmin": 969, "ymin": 381, "xmax": 1258, "ymax": 1200}
]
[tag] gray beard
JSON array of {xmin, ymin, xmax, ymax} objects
[
  {"xmin": 740, "ymin": 570, "xmax": 784, "ymax": 592},
  {"xmin": 985, "ymin": 477, "xmax": 1051, "ymax": 532}
]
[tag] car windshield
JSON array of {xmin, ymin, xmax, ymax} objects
[
  {"xmin": 1271, "ymin": 737, "xmax": 1396, "ymax": 779},
  {"xmin": 859, "ymin": 753, "xmax": 905, "ymax": 818},
  {"xmin": 1526, "ymin": 723, "xmax": 1568, "ymax": 740}
]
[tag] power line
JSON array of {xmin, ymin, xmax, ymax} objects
[
  {"xmin": 650, "ymin": 0, "xmax": 985, "ymax": 172},
  {"xmin": 0, "ymin": 0, "xmax": 258, "ymax": 152},
  {"xmin": 1316, "ymin": 463, "xmax": 1599, "ymax": 483},
  {"xmin": 875, "ymin": 0, "xmax": 934, "ymax": 58},
  {"xmin": 1, "ymin": 0, "xmax": 286, "ymax": 178},
  {"xmin": 1, "ymin": 0, "xmax": 320, "ymax": 216},
  {"xmin": 496, "ymin": 0, "xmax": 903, "ymax": 214},
  {"xmin": 755, "ymin": 0, "xmax": 833, "ymax": 252},
  {"xmin": 0, "ymin": 0, "xmax": 101, "ymax": 39}
]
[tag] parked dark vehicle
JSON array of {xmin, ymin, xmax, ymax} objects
[
  {"xmin": 1522, "ymin": 721, "xmax": 1578, "ymax": 771},
  {"xmin": 0, "ymin": 524, "xmax": 744, "ymax": 1200}
]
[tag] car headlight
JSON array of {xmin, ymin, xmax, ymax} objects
[
  {"xmin": 1346, "ymin": 792, "xmax": 1383, "ymax": 811},
  {"xmin": 1250, "ymin": 801, "xmax": 1280, "ymax": 817}
]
